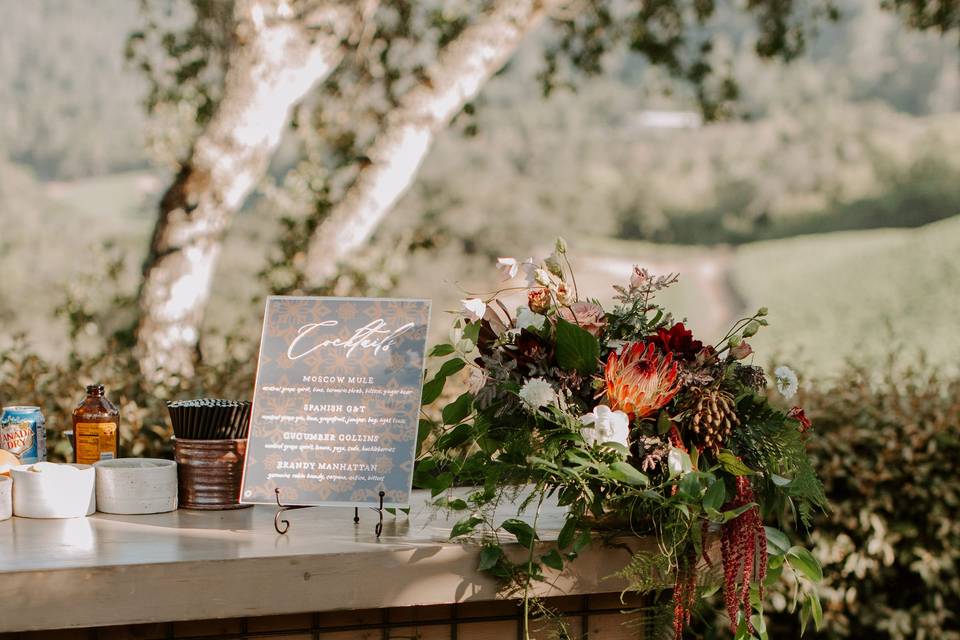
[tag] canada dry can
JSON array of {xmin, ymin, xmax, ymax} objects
[{"xmin": 0, "ymin": 406, "xmax": 46, "ymax": 464}]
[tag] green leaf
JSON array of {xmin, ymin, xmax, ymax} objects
[
  {"xmin": 442, "ymin": 393, "xmax": 473, "ymax": 425},
  {"xmin": 800, "ymin": 596, "xmax": 812, "ymax": 636},
  {"xmin": 752, "ymin": 610, "xmax": 769, "ymax": 640},
  {"xmin": 787, "ymin": 546, "xmax": 823, "ymax": 583},
  {"xmin": 450, "ymin": 516, "xmax": 483, "ymax": 539},
  {"xmin": 721, "ymin": 502, "xmax": 757, "ymax": 522},
  {"xmin": 447, "ymin": 498, "xmax": 468, "ymax": 511},
  {"xmin": 600, "ymin": 442, "xmax": 630, "ymax": 458},
  {"xmin": 421, "ymin": 376, "xmax": 445, "ymax": 406},
  {"xmin": 692, "ymin": 514, "xmax": 703, "ymax": 558},
  {"xmin": 702, "ymin": 479, "xmax": 726, "ymax": 511},
  {"xmin": 436, "ymin": 423, "xmax": 472, "ymax": 450},
  {"xmin": 764, "ymin": 526, "xmax": 792, "ymax": 556},
  {"xmin": 608, "ymin": 461, "xmax": 650, "ymax": 486},
  {"xmin": 572, "ymin": 529, "xmax": 592, "ymax": 554},
  {"xmin": 416, "ymin": 419, "xmax": 434, "ymax": 455},
  {"xmin": 437, "ymin": 357, "xmax": 467, "ymax": 378},
  {"xmin": 555, "ymin": 319, "xmax": 601, "ymax": 375},
  {"xmin": 764, "ymin": 561, "xmax": 783, "ymax": 587},
  {"xmin": 463, "ymin": 321, "xmax": 481, "ymax": 343},
  {"xmin": 717, "ymin": 451, "xmax": 754, "ymax": 476},
  {"xmin": 565, "ymin": 451, "xmax": 595, "ymax": 467},
  {"xmin": 429, "ymin": 343, "xmax": 455, "ymax": 357},
  {"xmin": 558, "ymin": 516, "xmax": 578, "ymax": 550},
  {"xmin": 678, "ymin": 473, "xmax": 703, "ymax": 500},
  {"xmin": 808, "ymin": 592, "xmax": 823, "ymax": 630},
  {"xmin": 735, "ymin": 613, "xmax": 751, "ymax": 640},
  {"xmin": 501, "ymin": 518, "xmax": 538, "ymax": 549},
  {"xmin": 423, "ymin": 359, "xmax": 468, "ymax": 407},
  {"xmin": 541, "ymin": 548, "xmax": 564, "ymax": 571},
  {"xmin": 478, "ymin": 545, "xmax": 503, "ymax": 571},
  {"xmin": 430, "ymin": 472, "xmax": 453, "ymax": 497},
  {"xmin": 657, "ymin": 411, "xmax": 672, "ymax": 435}
]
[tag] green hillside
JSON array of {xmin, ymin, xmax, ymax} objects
[
  {"xmin": 733, "ymin": 215, "xmax": 960, "ymax": 376},
  {"xmin": 4, "ymin": 149, "xmax": 960, "ymax": 377}
]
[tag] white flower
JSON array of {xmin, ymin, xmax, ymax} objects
[
  {"xmin": 667, "ymin": 447, "xmax": 692, "ymax": 478},
  {"xmin": 534, "ymin": 268, "xmax": 553, "ymax": 287},
  {"xmin": 519, "ymin": 259, "xmax": 538, "ymax": 286},
  {"xmin": 515, "ymin": 307, "xmax": 546, "ymax": 331},
  {"xmin": 498, "ymin": 257, "xmax": 536, "ymax": 282},
  {"xmin": 496, "ymin": 257, "xmax": 519, "ymax": 281},
  {"xmin": 544, "ymin": 252, "xmax": 564, "ymax": 278},
  {"xmin": 774, "ymin": 365, "xmax": 799, "ymax": 399},
  {"xmin": 466, "ymin": 367, "xmax": 487, "ymax": 394},
  {"xmin": 461, "ymin": 298, "xmax": 486, "ymax": 322},
  {"xmin": 518, "ymin": 378, "xmax": 556, "ymax": 410},
  {"xmin": 580, "ymin": 405, "xmax": 630, "ymax": 448}
]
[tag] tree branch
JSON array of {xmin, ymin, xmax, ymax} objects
[
  {"xmin": 302, "ymin": 0, "xmax": 564, "ymax": 287},
  {"xmin": 135, "ymin": 0, "xmax": 353, "ymax": 382}
]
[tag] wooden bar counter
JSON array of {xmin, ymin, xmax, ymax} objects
[{"xmin": 0, "ymin": 491, "xmax": 650, "ymax": 639}]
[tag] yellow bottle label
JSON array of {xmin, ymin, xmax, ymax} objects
[{"xmin": 75, "ymin": 422, "xmax": 117, "ymax": 464}]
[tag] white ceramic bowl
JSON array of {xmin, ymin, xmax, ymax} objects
[
  {"xmin": 11, "ymin": 463, "xmax": 96, "ymax": 518},
  {"xmin": 95, "ymin": 459, "xmax": 178, "ymax": 515},
  {"xmin": 0, "ymin": 476, "xmax": 11, "ymax": 521}
]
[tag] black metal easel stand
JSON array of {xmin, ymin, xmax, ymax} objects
[{"xmin": 274, "ymin": 488, "xmax": 385, "ymax": 538}]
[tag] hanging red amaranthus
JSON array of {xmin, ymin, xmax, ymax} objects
[
  {"xmin": 673, "ymin": 546, "xmax": 698, "ymax": 637},
  {"xmin": 720, "ymin": 475, "xmax": 767, "ymax": 633}
]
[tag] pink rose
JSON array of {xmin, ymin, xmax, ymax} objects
[
  {"xmin": 558, "ymin": 302, "xmax": 607, "ymax": 337},
  {"xmin": 730, "ymin": 341, "xmax": 753, "ymax": 360}
]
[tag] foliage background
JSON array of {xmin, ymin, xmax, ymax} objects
[{"xmin": 0, "ymin": 0, "xmax": 958, "ymax": 638}]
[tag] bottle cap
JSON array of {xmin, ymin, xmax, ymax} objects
[{"xmin": 86, "ymin": 384, "xmax": 105, "ymax": 395}]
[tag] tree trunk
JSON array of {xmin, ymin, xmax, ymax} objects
[
  {"xmin": 302, "ymin": 0, "xmax": 560, "ymax": 286},
  {"xmin": 136, "ymin": 0, "xmax": 351, "ymax": 382}
]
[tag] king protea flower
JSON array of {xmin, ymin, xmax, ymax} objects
[{"xmin": 603, "ymin": 342, "xmax": 681, "ymax": 419}]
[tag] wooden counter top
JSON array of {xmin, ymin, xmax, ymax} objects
[{"xmin": 0, "ymin": 491, "xmax": 636, "ymax": 632}]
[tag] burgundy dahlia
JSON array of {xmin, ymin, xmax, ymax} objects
[{"xmin": 651, "ymin": 322, "xmax": 704, "ymax": 361}]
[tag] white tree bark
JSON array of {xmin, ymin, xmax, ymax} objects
[
  {"xmin": 136, "ymin": 0, "xmax": 352, "ymax": 382},
  {"xmin": 303, "ymin": 0, "xmax": 562, "ymax": 286}
]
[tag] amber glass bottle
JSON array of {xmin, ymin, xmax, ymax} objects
[{"xmin": 72, "ymin": 384, "xmax": 119, "ymax": 465}]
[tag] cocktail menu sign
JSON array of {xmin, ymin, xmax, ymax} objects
[{"xmin": 240, "ymin": 296, "xmax": 431, "ymax": 507}]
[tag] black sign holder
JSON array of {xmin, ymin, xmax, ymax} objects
[{"xmin": 273, "ymin": 488, "xmax": 385, "ymax": 538}]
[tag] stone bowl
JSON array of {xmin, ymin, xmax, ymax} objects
[{"xmin": 95, "ymin": 459, "xmax": 178, "ymax": 515}]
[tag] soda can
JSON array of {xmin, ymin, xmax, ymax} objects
[{"xmin": 0, "ymin": 406, "xmax": 46, "ymax": 464}]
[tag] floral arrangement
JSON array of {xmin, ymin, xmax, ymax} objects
[{"xmin": 416, "ymin": 240, "xmax": 827, "ymax": 639}]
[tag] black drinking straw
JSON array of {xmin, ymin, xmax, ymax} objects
[{"xmin": 168, "ymin": 398, "xmax": 251, "ymax": 440}]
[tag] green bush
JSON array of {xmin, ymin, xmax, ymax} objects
[
  {"xmin": 765, "ymin": 358, "xmax": 960, "ymax": 639},
  {"xmin": 0, "ymin": 333, "xmax": 257, "ymax": 462},
  {"xmin": 0, "ymin": 261, "xmax": 258, "ymax": 461}
]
